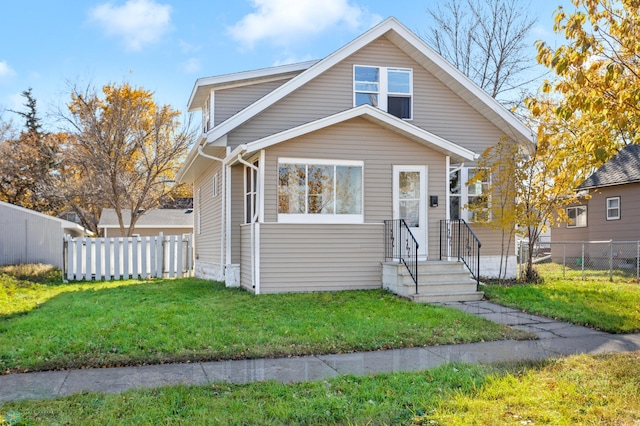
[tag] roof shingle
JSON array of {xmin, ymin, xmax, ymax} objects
[{"xmin": 577, "ymin": 144, "xmax": 640, "ymax": 190}]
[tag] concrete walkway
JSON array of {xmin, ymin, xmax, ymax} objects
[{"xmin": 2, "ymin": 301, "xmax": 640, "ymax": 403}]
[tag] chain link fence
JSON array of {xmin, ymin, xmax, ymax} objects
[{"xmin": 518, "ymin": 238, "xmax": 640, "ymax": 282}]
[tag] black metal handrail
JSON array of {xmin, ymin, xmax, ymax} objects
[
  {"xmin": 439, "ymin": 219, "xmax": 482, "ymax": 287},
  {"xmin": 384, "ymin": 219, "xmax": 419, "ymax": 294}
]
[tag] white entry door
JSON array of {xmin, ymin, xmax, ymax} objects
[{"xmin": 393, "ymin": 165, "xmax": 428, "ymax": 258}]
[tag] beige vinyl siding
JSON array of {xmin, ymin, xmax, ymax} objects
[
  {"xmin": 230, "ymin": 164, "xmax": 245, "ymax": 264},
  {"xmin": 215, "ymin": 79, "xmax": 291, "ymax": 126},
  {"xmin": 552, "ymin": 183, "xmax": 640, "ymax": 243},
  {"xmin": 228, "ymin": 35, "xmax": 510, "ymax": 158},
  {"xmin": 193, "ymin": 160, "xmax": 223, "ymax": 265},
  {"xmin": 263, "ymin": 117, "xmax": 448, "ymax": 258},
  {"xmin": 257, "ymin": 223, "xmax": 383, "ymax": 293},
  {"xmin": 240, "ymin": 224, "xmax": 253, "ymax": 290}
]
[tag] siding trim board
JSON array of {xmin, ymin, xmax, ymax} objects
[{"xmin": 227, "ymin": 105, "xmax": 477, "ymax": 165}]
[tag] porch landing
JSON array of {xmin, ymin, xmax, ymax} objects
[{"xmin": 382, "ymin": 260, "xmax": 484, "ymax": 303}]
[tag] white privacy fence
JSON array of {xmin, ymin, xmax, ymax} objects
[{"xmin": 63, "ymin": 233, "xmax": 193, "ymax": 281}]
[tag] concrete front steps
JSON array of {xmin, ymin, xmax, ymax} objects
[{"xmin": 382, "ymin": 260, "xmax": 484, "ymax": 303}]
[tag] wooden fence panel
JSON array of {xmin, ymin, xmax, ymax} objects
[{"xmin": 64, "ymin": 234, "xmax": 193, "ymax": 281}]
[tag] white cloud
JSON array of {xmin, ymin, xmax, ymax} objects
[
  {"xmin": 532, "ymin": 25, "xmax": 551, "ymax": 37},
  {"xmin": 0, "ymin": 61, "xmax": 16, "ymax": 80},
  {"xmin": 89, "ymin": 0, "xmax": 172, "ymax": 51},
  {"xmin": 229, "ymin": 0, "xmax": 381, "ymax": 48},
  {"xmin": 181, "ymin": 57, "xmax": 202, "ymax": 74},
  {"xmin": 272, "ymin": 53, "xmax": 315, "ymax": 67}
]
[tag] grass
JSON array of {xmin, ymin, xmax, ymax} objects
[
  {"xmin": 0, "ymin": 268, "xmax": 530, "ymax": 374},
  {"xmin": 483, "ymin": 278, "xmax": 640, "ymax": 333},
  {"xmin": 2, "ymin": 351, "xmax": 639, "ymax": 425}
]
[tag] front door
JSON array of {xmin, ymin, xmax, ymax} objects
[{"xmin": 393, "ymin": 165, "xmax": 428, "ymax": 258}]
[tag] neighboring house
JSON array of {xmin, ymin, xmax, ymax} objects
[
  {"xmin": 177, "ymin": 17, "xmax": 533, "ymax": 294},
  {"xmin": 0, "ymin": 201, "xmax": 91, "ymax": 268},
  {"xmin": 552, "ymin": 144, "xmax": 640, "ymax": 247},
  {"xmin": 98, "ymin": 208, "xmax": 194, "ymax": 237}
]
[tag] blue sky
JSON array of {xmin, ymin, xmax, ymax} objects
[{"xmin": 0, "ymin": 0, "xmax": 575, "ymax": 126}]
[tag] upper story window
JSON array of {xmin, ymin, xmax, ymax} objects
[
  {"xmin": 354, "ymin": 66, "xmax": 412, "ymax": 120},
  {"xmin": 606, "ymin": 197, "xmax": 620, "ymax": 220},
  {"xmin": 202, "ymin": 93, "xmax": 212, "ymax": 133},
  {"xmin": 278, "ymin": 158, "xmax": 363, "ymax": 224},
  {"xmin": 567, "ymin": 205, "xmax": 587, "ymax": 228}
]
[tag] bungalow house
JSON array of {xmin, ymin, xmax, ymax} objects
[
  {"xmin": 551, "ymin": 144, "xmax": 640, "ymax": 265},
  {"xmin": 98, "ymin": 208, "xmax": 194, "ymax": 238},
  {"xmin": 177, "ymin": 17, "xmax": 533, "ymax": 299}
]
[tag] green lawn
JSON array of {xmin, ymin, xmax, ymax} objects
[
  {"xmin": 0, "ymin": 269, "xmax": 529, "ymax": 374},
  {"xmin": 483, "ymin": 278, "xmax": 640, "ymax": 333},
  {"xmin": 2, "ymin": 351, "xmax": 639, "ymax": 425}
]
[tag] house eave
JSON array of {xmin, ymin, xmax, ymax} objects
[
  {"xmin": 242, "ymin": 105, "xmax": 477, "ymax": 163},
  {"xmin": 187, "ymin": 60, "xmax": 320, "ymax": 112}
]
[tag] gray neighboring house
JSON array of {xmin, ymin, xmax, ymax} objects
[
  {"xmin": 177, "ymin": 17, "xmax": 534, "ymax": 294},
  {"xmin": 552, "ymin": 144, "xmax": 640, "ymax": 243},
  {"xmin": 0, "ymin": 201, "xmax": 90, "ymax": 268},
  {"xmin": 98, "ymin": 208, "xmax": 194, "ymax": 237}
]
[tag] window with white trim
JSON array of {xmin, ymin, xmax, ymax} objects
[
  {"xmin": 212, "ymin": 173, "xmax": 219, "ymax": 198},
  {"xmin": 567, "ymin": 205, "xmax": 587, "ymax": 228},
  {"xmin": 354, "ymin": 66, "xmax": 412, "ymax": 119},
  {"xmin": 202, "ymin": 93, "xmax": 211, "ymax": 133},
  {"xmin": 278, "ymin": 158, "xmax": 363, "ymax": 223},
  {"xmin": 244, "ymin": 159, "xmax": 259, "ymax": 224},
  {"xmin": 606, "ymin": 196, "xmax": 620, "ymax": 220},
  {"xmin": 449, "ymin": 167, "xmax": 490, "ymax": 222}
]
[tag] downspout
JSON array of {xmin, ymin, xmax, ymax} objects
[
  {"xmin": 236, "ymin": 154, "xmax": 261, "ymax": 294},
  {"xmin": 196, "ymin": 144, "xmax": 226, "ymax": 279}
]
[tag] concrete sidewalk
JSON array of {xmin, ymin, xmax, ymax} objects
[{"xmin": 2, "ymin": 301, "xmax": 640, "ymax": 403}]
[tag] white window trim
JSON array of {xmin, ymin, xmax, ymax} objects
[
  {"xmin": 606, "ymin": 196, "xmax": 620, "ymax": 221},
  {"xmin": 449, "ymin": 166, "xmax": 490, "ymax": 223},
  {"xmin": 212, "ymin": 172, "xmax": 219, "ymax": 198},
  {"xmin": 277, "ymin": 157, "xmax": 364, "ymax": 224},
  {"xmin": 353, "ymin": 65, "xmax": 413, "ymax": 120},
  {"xmin": 566, "ymin": 205, "xmax": 587, "ymax": 228}
]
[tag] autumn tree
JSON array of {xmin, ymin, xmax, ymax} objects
[
  {"xmin": 425, "ymin": 0, "xmax": 538, "ymax": 103},
  {"xmin": 59, "ymin": 82, "xmax": 195, "ymax": 236},
  {"xmin": 0, "ymin": 89, "xmax": 61, "ymax": 213},
  {"xmin": 529, "ymin": 0, "xmax": 640, "ymax": 170}
]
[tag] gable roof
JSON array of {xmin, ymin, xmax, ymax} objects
[
  {"xmin": 577, "ymin": 144, "xmax": 640, "ymax": 190},
  {"xmin": 187, "ymin": 60, "xmax": 319, "ymax": 112},
  {"xmin": 229, "ymin": 105, "xmax": 477, "ymax": 164},
  {"xmin": 197, "ymin": 17, "xmax": 533, "ymax": 147},
  {"xmin": 98, "ymin": 208, "xmax": 194, "ymax": 229}
]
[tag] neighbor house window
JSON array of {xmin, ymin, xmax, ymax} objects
[
  {"xmin": 278, "ymin": 158, "xmax": 363, "ymax": 223},
  {"xmin": 354, "ymin": 66, "xmax": 412, "ymax": 119},
  {"xmin": 567, "ymin": 205, "xmax": 587, "ymax": 228},
  {"xmin": 449, "ymin": 167, "xmax": 490, "ymax": 222},
  {"xmin": 244, "ymin": 159, "xmax": 259, "ymax": 224},
  {"xmin": 606, "ymin": 197, "xmax": 620, "ymax": 220}
]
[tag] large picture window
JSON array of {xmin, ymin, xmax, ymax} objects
[
  {"xmin": 278, "ymin": 159, "xmax": 363, "ymax": 223},
  {"xmin": 354, "ymin": 66, "xmax": 412, "ymax": 119},
  {"xmin": 567, "ymin": 205, "xmax": 587, "ymax": 228}
]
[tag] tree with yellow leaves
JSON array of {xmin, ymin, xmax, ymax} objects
[
  {"xmin": 528, "ymin": 0, "xmax": 640, "ymax": 169},
  {"xmin": 60, "ymin": 82, "xmax": 195, "ymax": 236}
]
